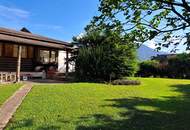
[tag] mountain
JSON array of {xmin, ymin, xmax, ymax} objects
[{"xmin": 137, "ymin": 45, "xmax": 168, "ymax": 61}]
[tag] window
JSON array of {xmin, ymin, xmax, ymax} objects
[
  {"xmin": 0, "ymin": 44, "xmax": 2, "ymax": 56},
  {"xmin": 22, "ymin": 46, "xmax": 27, "ymax": 58},
  {"xmin": 28, "ymin": 46, "xmax": 34, "ymax": 58},
  {"xmin": 50, "ymin": 51, "xmax": 57, "ymax": 62},
  {"xmin": 40, "ymin": 50, "xmax": 50, "ymax": 63},
  {"xmin": 13, "ymin": 45, "xmax": 18, "ymax": 57},
  {"xmin": 4, "ymin": 44, "xmax": 13, "ymax": 57}
]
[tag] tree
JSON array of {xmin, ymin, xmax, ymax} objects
[
  {"xmin": 167, "ymin": 53, "xmax": 190, "ymax": 78},
  {"xmin": 137, "ymin": 60, "xmax": 160, "ymax": 77},
  {"xmin": 87, "ymin": 0, "xmax": 190, "ymax": 52},
  {"xmin": 137, "ymin": 53, "xmax": 190, "ymax": 79},
  {"xmin": 73, "ymin": 30, "xmax": 137, "ymax": 81}
]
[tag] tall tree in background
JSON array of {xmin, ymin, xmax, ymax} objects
[
  {"xmin": 87, "ymin": 0, "xmax": 190, "ymax": 52},
  {"xmin": 73, "ymin": 30, "xmax": 137, "ymax": 81}
]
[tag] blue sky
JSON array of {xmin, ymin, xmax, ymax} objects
[
  {"xmin": 0, "ymin": 0, "xmax": 99, "ymax": 42},
  {"xmin": 0, "ymin": 0, "xmax": 187, "ymax": 53}
]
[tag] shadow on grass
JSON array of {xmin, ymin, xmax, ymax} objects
[
  {"xmin": 76, "ymin": 84, "xmax": 190, "ymax": 130},
  {"xmin": 7, "ymin": 119, "xmax": 33, "ymax": 130},
  {"xmin": 37, "ymin": 125, "xmax": 61, "ymax": 130}
]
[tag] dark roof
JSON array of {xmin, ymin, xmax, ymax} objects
[
  {"xmin": 20, "ymin": 27, "xmax": 31, "ymax": 33},
  {"xmin": 0, "ymin": 27, "xmax": 73, "ymax": 50}
]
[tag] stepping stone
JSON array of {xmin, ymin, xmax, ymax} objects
[{"xmin": 0, "ymin": 83, "xmax": 33, "ymax": 130}]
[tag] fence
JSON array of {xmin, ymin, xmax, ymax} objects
[{"xmin": 0, "ymin": 72, "xmax": 16, "ymax": 83}]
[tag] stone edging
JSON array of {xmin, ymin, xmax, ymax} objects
[{"xmin": 0, "ymin": 83, "xmax": 33, "ymax": 130}]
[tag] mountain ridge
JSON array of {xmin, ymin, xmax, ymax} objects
[{"xmin": 137, "ymin": 45, "xmax": 168, "ymax": 61}]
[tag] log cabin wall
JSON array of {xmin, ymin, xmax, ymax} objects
[
  {"xmin": 0, "ymin": 42, "xmax": 35, "ymax": 72},
  {"xmin": 0, "ymin": 42, "xmax": 59, "ymax": 72},
  {"xmin": 0, "ymin": 57, "xmax": 33, "ymax": 72}
]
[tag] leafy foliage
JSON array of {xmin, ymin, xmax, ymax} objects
[
  {"xmin": 137, "ymin": 60, "xmax": 161, "ymax": 77},
  {"xmin": 74, "ymin": 30, "xmax": 137, "ymax": 81},
  {"xmin": 137, "ymin": 53, "xmax": 190, "ymax": 79},
  {"xmin": 167, "ymin": 53, "xmax": 190, "ymax": 78},
  {"xmin": 88, "ymin": 0, "xmax": 190, "ymax": 52}
]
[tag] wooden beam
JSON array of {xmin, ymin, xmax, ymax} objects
[
  {"xmin": 16, "ymin": 45, "xmax": 22, "ymax": 82},
  {"xmin": 0, "ymin": 72, "xmax": 2, "ymax": 83},
  {"xmin": 66, "ymin": 50, "xmax": 69, "ymax": 74}
]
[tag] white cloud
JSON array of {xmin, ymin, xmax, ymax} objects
[
  {"xmin": 144, "ymin": 38, "xmax": 188, "ymax": 53},
  {"xmin": 0, "ymin": 5, "xmax": 30, "ymax": 20},
  {"xmin": 144, "ymin": 40, "xmax": 157, "ymax": 49}
]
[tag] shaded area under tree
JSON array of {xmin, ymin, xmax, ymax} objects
[{"xmin": 76, "ymin": 84, "xmax": 190, "ymax": 130}]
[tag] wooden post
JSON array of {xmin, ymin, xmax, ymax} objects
[
  {"xmin": 66, "ymin": 50, "xmax": 69, "ymax": 75},
  {"xmin": 0, "ymin": 72, "xmax": 2, "ymax": 83},
  {"xmin": 5, "ymin": 73, "xmax": 7, "ymax": 82},
  {"xmin": 16, "ymin": 45, "xmax": 22, "ymax": 82}
]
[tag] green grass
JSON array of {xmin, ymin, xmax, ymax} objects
[
  {"xmin": 0, "ymin": 84, "xmax": 22, "ymax": 106},
  {"xmin": 6, "ymin": 78, "xmax": 190, "ymax": 130}
]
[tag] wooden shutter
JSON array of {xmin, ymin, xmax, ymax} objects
[
  {"xmin": 28, "ymin": 46, "xmax": 34, "ymax": 58},
  {"xmin": 21, "ymin": 46, "xmax": 27, "ymax": 58},
  {"xmin": 4, "ymin": 44, "xmax": 13, "ymax": 57},
  {"xmin": 0, "ymin": 44, "xmax": 2, "ymax": 56},
  {"xmin": 13, "ymin": 45, "xmax": 18, "ymax": 57}
]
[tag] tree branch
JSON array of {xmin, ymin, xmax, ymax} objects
[
  {"xmin": 171, "ymin": 4, "xmax": 190, "ymax": 25},
  {"xmin": 154, "ymin": 0, "xmax": 184, "ymax": 7},
  {"xmin": 140, "ymin": 20, "xmax": 189, "ymax": 33},
  {"xmin": 182, "ymin": 0, "xmax": 190, "ymax": 12}
]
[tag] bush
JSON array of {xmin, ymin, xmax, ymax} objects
[
  {"xmin": 112, "ymin": 79, "xmax": 141, "ymax": 85},
  {"xmin": 74, "ymin": 30, "xmax": 138, "ymax": 81},
  {"xmin": 167, "ymin": 53, "xmax": 190, "ymax": 78},
  {"xmin": 137, "ymin": 53, "xmax": 190, "ymax": 79},
  {"xmin": 137, "ymin": 60, "xmax": 160, "ymax": 77}
]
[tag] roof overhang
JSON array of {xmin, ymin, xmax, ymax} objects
[
  {"xmin": 0, "ymin": 27, "xmax": 73, "ymax": 50},
  {"xmin": 0, "ymin": 34, "xmax": 71, "ymax": 50}
]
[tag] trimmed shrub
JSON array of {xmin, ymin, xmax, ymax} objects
[{"xmin": 112, "ymin": 79, "xmax": 141, "ymax": 85}]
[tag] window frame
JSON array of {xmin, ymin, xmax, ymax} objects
[{"xmin": 39, "ymin": 48, "xmax": 58, "ymax": 64}]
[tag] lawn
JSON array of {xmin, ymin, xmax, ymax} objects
[
  {"xmin": 0, "ymin": 84, "xmax": 22, "ymax": 106},
  {"xmin": 6, "ymin": 78, "xmax": 190, "ymax": 130}
]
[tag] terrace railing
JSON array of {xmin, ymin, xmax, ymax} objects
[{"xmin": 0, "ymin": 72, "xmax": 16, "ymax": 83}]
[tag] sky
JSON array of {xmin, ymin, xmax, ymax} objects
[
  {"xmin": 0, "ymin": 0, "xmax": 187, "ymax": 53},
  {"xmin": 0, "ymin": 0, "xmax": 99, "ymax": 42}
]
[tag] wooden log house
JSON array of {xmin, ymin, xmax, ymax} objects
[{"xmin": 0, "ymin": 27, "xmax": 73, "ymax": 82}]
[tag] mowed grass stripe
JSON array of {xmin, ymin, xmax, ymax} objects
[
  {"xmin": 6, "ymin": 78, "xmax": 190, "ymax": 130},
  {"xmin": 0, "ymin": 84, "xmax": 22, "ymax": 107}
]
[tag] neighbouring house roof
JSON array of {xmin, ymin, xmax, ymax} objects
[{"xmin": 0, "ymin": 27, "xmax": 73, "ymax": 50}]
